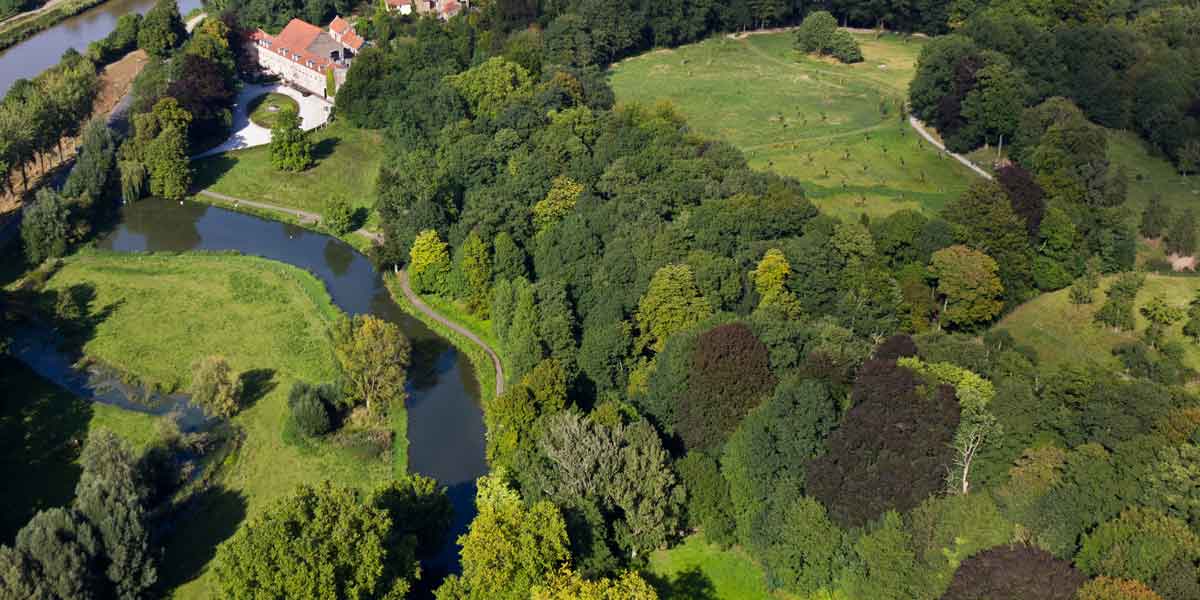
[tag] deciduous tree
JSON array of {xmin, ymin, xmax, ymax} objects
[
  {"xmin": 189, "ymin": 355, "xmax": 243, "ymax": 418},
  {"xmin": 332, "ymin": 315, "xmax": 411, "ymax": 415},
  {"xmin": 268, "ymin": 108, "xmax": 313, "ymax": 172},
  {"xmin": 929, "ymin": 245, "xmax": 1005, "ymax": 329}
]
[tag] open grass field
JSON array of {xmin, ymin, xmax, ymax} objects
[
  {"xmin": 645, "ymin": 534, "xmax": 800, "ymax": 600},
  {"xmin": 0, "ymin": 357, "xmax": 161, "ymax": 544},
  {"xmin": 1108, "ymin": 130, "xmax": 1200, "ymax": 232},
  {"xmin": 192, "ymin": 120, "xmax": 383, "ymax": 221},
  {"xmin": 40, "ymin": 251, "xmax": 402, "ymax": 598},
  {"xmin": 996, "ymin": 273, "xmax": 1200, "ymax": 372},
  {"xmin": 610, "ymin": 31, "xmax": 976, "ymax": 221},
  {"xmin": 246, "ymin": 92, "xmax": 299, "ymax": 129}
]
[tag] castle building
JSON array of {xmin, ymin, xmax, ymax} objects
[{"xmin": 248, "ymin": 16, "xmax": 365, "ymax": 98}]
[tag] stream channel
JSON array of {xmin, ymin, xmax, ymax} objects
[{"xmin": 10, "ymin": 197, "xmax": 488, "ymax": 582}]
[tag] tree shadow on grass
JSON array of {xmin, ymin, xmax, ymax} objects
[
  {"xmin": 154, "ymin": 486, "xmax": 248, "ymax": 593},
  {"xmin": 312, "ymin": 136, "xmax": 340, "ymax": 162},
  {"xmin": 643, "ymin": 567, "xmax": 719, "ymax": 600},
  {"xmin": 238, "ymin": 368, "xmax": 276, "ymax": 409},
  {"xmin": 191, "ymin": 154, "xmax": 239, "ymax": 191},
  {"xmin": 0, "ymin": 357, "xmax": 92, "ymax": 544}
]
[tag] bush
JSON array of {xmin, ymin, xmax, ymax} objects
[
  {"xmin": 323, "ymin": 196, "xmax": 356, "ymax": 235},
  {"xmin": 21, "ymin": 189, "xmax": 70, "ymax": 264},
  {"xmin": 827, "ymin": 30, "xmax": 864, "ymax": 64},
  {"xmin": 1076, "ymin": 577, "xmax": 1165, "ymax": 600},
  {"xmin": 288, "ymin": 382, "xmax": 333, "ymax": 436},
  {"xmin": 190, "ymin": 355, "xmax": 243, "ymax": 418}
]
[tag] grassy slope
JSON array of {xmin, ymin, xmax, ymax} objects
[
  {"xmin": 995, "ymin": 273, "xmax": 1200, "ymax": 371},
  {"xmin": 0, "ymin": 357, "xmax": 160, "ymax": 544},
  {"xmin": 646, "ymin": 534, "xmax": 802, "ymax": 600},
  {"xmin": 1109, "ymin": 129, "xmax": 1200, "ymax": 231},
  {"xmin": 41, "ymin": 251, "xmax": 400, "ymax": 598},
  {"xmin": 610, "ymin": 31, "xmax": 974, "ymax": 221},
  {"xmin": 192, "ymin": 120, "xmax": 383, "ymax": 218}
]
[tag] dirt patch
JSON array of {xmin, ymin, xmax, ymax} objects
[{"xmin": 0, "ymin": 50, "xmax": 148, "ymax": 219}]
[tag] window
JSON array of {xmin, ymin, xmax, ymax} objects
[
  {"xmin": 279, "ymin": 47, "xmax": 288, "ymax": 55},
  {"xmin": 306, "ymin": 60, "xmax": 315, "ymax": 68}
]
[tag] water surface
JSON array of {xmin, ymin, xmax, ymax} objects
[
  {"xmin": 0, "ymin": 0, "xmax": 203, "ymax": 96},
  {"xmin": 99, "ymin": 197, "xmax": 488, "ymax": 575}
]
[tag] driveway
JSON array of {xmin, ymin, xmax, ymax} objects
[{"xmin": 192, "ymin": 83, "xmax": 331, "ymax": 159}]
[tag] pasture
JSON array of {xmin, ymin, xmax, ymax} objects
[{"xmin": 610, "ymin": 31, "xmax": 976, "ymax": 220}]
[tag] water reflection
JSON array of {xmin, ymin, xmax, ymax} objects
[
  {"xmin": 98, "ymin": 197, "xmax": 488, "ymax": 574},
  {"xmin": 0, "ymin": 0, "xmax": 204, "ymax": 96}
]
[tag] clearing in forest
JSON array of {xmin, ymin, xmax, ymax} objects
[
  {"xmin": 610, "ymin": 31, "xmax": 975, "ymax": 220},
  {"xmin": 997, "ymin": 274, "xmax": 1200, "ymax": 372}
]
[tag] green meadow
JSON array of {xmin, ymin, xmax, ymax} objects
[
  {"xmin": 38, "ymin": 251, "xmax": 401, "ymax": 598},
  {"xmin": 610, "ymin": 31, "xmax": 976, "ymax": 220}
]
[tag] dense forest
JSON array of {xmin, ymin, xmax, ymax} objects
[
  {"xmin": 2, "ymin": 0, "xmax": 1200, "ymax": 596},
  {"xmin": 327, "ymin": 0, "xmax": 1200, "ymax": 597}
]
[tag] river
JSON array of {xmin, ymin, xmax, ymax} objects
[
  {"xmin": 15, "ymin": 197, "xmax": 488, "ymax": 582},
  {"xmin": 0, "ymin": 0, "xmax": 202, "ymax": 96}
]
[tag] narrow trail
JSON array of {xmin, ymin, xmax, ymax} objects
[
  {"xmin": 395, "ymin": 268, "xmax": 506, "ymax": 399},
  {"xmin": 907, "ymin": 116, "xmax": 993, "ymax": 180}
]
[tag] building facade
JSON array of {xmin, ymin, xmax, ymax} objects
[{"xmin": 248, "ymin": 17, "xmax": 365, "ymax": 98}]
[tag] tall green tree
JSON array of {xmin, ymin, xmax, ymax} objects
[
  {"xmin": 409, "ymin": 229, "xmax": 452, "ymax": 295},
  {"xmin": 457, "ymin": 229, "xmax": 492, "ymax": 316},
  {"xmin": 137, "ymin": 0, "xmax": 185, "ymax": 59},
  {"xmin": 215, "ymin": 482, "xmax": 415, "ymax": 599},
  {"xmin": 268, "ymin": 108, "xmax": 313, "ymax": 172},
  {"xmin": 635, "ymin": 264, "xmax": 712, "ymax": 353},
  {"xmin": 929, "ymin": 245, "xmax": 1005, "ymax": 329},
  {"xmin": 21, "ymin": 188, "xmax": 70, "ymax": 264},
  {"xmin": 332, "ymin": 315, "xmax": 411, "ymax": 415},
  {"xmin": 189, "ymin": 355, "xmax": 243, "ymax": 418},
  {"xmin": 437, "ymin": 473, "xmax": 569, "ymax": 600}
]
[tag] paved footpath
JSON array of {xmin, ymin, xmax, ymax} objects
[
  {"xmin": 194, "ymin": 189, "xmax": 382, "ymax": 245},
  {"xmin": 908, "ymin": 116, "xmax": 994, "ymax": 180},
  {"xmin": 396, "ymin": 268, "xmax": 506, "ymax": 399},
  {"xmin": 193, "ymin": 83, "xmax": 331, "ymax": 159}
]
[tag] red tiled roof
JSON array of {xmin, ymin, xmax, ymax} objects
[
  {"xmin": 386, "ymin": 0, "xmax": 411, "ymax": 6},
  {"xmin": 439, "ymin": 0, "xmax": 460, "ymax": 16},
  {"xmin": 250, "ymin": 22, "xmax": 334, "ymax": 74},
  {"xmin": 329, "ymin": 15, "xmax": 351, "ymax": 34},
  {"xmin": 342, "ymin": 29, "xmax": 365, "ymax": 51}
]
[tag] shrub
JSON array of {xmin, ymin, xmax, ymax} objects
[
  {"xmin": 190, "ymin": 355, "xmax": 243, "ymax": 418},
  {"xmin": 323, "ymin": 196, "xmax": 356, "ymax": 235},
  {"xmin": 288, "ymin": 382, "xmax": 332, "ymax": 436},
  {"xmin": 827, "ymin": 30, "xmax": 864, "ymax": 63},
  {"xmin": 21, "ymin": 189, "xmax": 70, "ymax": 264},
  {"xmin": 940, "ymin": 544, "xmax": 1086, "ymax": 600}
]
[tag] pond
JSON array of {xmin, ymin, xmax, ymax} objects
[
  {"xmin": 0, "ymin": 0, "xmax": 203, "ymax": 96},
  {"xmin": 15, "ymin": 197, "xmax": 488, "ymax": 579}
]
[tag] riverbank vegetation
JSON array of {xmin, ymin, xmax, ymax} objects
[
  {"xmin": 610, "ymin": 30, "xmax": 973, "ymax": 220},
  {"xmin": 0, "ymin": 0, "xmax": 109, "ymax": 53}
]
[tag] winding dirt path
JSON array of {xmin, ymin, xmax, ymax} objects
[{"xmin": 395, "ymin": 268, "xmax": 506, "ymax": 398}]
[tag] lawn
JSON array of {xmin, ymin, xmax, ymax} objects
[
  {"xmin": 995, "ymin": 273, "xmax": 1200, "ymax": 372},
  {"xmin": 246, "ymin": 92, "xmax": 300, "ymax": 129},
  {"xmin": 645, "ymin": 534, "xmax": 801, "ymax": 600},
  {"xmin": 0, "ymin": 357, "xmax": 161, "ymax": 544},
  {"xmin": 610, "ymin": 31, "xmax": 976, "ymax": 221},
  {"xmin": 191, "ymin": 120, "xmax": 383, "ymax": 219},
  {"xmin": 40, "ymin": 251, "xmax": 402, "ymax": 598}
]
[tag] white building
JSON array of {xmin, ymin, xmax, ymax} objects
[{"xmin": 248, "ymin": 16, "xmax": 365, "ymax": 98}]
